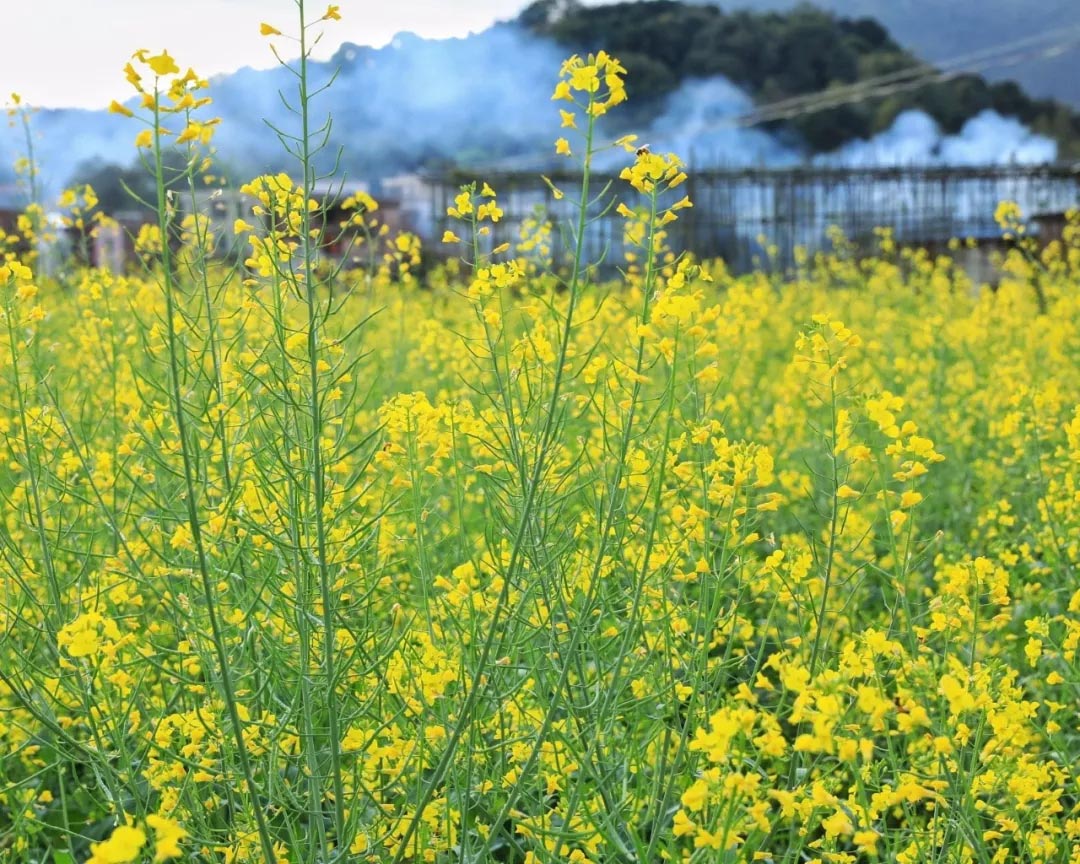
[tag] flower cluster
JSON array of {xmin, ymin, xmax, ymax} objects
[
  {"xmin": 5, "ymin": 38, "xmax": 1080, "ymax": 864},
  {"xmin": 111, "ymin": 51, "xmax": 219, "ymax": 152}
]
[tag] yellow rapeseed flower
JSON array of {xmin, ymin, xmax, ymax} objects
[
  {"xmin": 87, "ymin": 826, "xmax": 146, "ymax": 864},
  {"xmin": 146, "ymin": 51, "xmax": 179, "ymax": 76},
  {"xmin": 146, "ymin": 814, "xmax": 187, "ymax": 862}
]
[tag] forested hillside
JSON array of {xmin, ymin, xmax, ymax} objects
[
  {"xmin": 522, "ymin": 0, "xmax": 1080, "ymax": 156},
  {"xmin": 720, "ymin": 0, "xmax": 1080, "ymax": 107}
]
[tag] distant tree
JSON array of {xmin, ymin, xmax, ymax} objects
[
  {"xmin": 618, "ymin": 51, "xmax": 680, "ymax": 103},
  {"xmin": 770, "ymin": 7, "xmax": 860, "ymax": 93},
  {"xmin": 842, "ymin": 16, "xmax": 891, "ymax": 51},
  {"xmin": 67, "ymin": 158, "xmax": 154, "ymax": 216},
  {"xmin": 792, "ymin": 103, "xmax": 870, "ymax": 150},
  {"xmin": 518, "ymin": 0, "xmax": 1080, "ymax": 158},
  {"xmin": 1031, "ymin": 106, "xmax": 1080, "ymax": 160},
  {"xmin": 989, "ymin": 82, "xmax": 1033, "ymax": 122},
  {"xmin": 518, "ymin": 0, "xmax": 583, "ymax": 30},
  {"xmin": 68, "ymin": 151, "xmax": 230, "ymax": 217}
]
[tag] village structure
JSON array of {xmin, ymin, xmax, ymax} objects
[{"xmin": 2, "ymin": 164, "xmax": 1078, "ymax": 280}]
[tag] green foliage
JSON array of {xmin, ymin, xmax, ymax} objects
[{"xmin": 521, "ymin": 0, "xmax": 1080, "ymax": 157}]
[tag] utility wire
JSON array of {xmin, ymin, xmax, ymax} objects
[
  {"xmin": 730, "ymin": 22, "xmax": 1080, "ymax": 126},
  {"xmin": 463, "ymin": 17, "xmax": 1080, "ymax": 171}
]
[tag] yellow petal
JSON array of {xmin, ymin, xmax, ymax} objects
[{"xmin": 146, "ymin": 51, "xmax": 179, "ymax": 76}]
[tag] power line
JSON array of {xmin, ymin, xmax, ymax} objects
[
  {"xmin": 729, "ymin": 22, "xmax": 1080, "ymax": 127},
  {"xmin": 461, "ymin": 18, "xmax": 1080, "ymax": 172}
]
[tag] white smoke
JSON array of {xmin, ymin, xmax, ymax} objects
[
  {"xmin": 0, "ymin": 25, "xmax": 570, "ymax": 196},
  {"xmin": 0, "ymin": 27, "xmax": 1062, "ymax": 201},
  {"xmin": 645, "ymin": 77, "xmax": 1059, "ymax": 168},
  {"xmin": 643, "ymin": 78, "xmax": 802, "ymax": 166},
  {"xmin": 823, "ymin": 108, "xmax": 1058, "ymax": 166}
]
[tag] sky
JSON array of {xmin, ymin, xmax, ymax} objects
[{"xmin": 2, "ymin": 0, "xmax": 543, "ymax": 110}]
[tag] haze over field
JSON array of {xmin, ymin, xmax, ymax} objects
[{"xmin": 0, "ymin": 0, "xmax": 1073, "ymax": 200}]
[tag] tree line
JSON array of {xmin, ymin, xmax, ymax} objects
[{"xmin": 520, "ymin": 0, "xmax": 1080, "ymax": 157}]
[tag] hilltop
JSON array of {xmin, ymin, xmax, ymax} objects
[
  {"xmin": 1, "ymin": 0, "xmax": 1077, "ymax": 202},
  {"xmin": 521, "ymin": 0, "xmax": 1080, "ymax": 156},
  {"xmin": 717, "ymin": 0, "xmax": 1080, "ymax": 107}
]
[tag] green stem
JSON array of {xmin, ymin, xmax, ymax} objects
[
  {"xmin": 809, "ymin": 371, "xmax": 840, "ymax": 679},
  {"xmin": 297, "ymin": 1, "xmax": 348, "ymax": 840},
  {"xmin": 388, "ymin": 90, "xmax": 601, "ymax": 864},
  {"xmin": 5, "ymin": 298, "xmax": 62, "ymax": 641},
  {"xmin": 151, "ymin": 90, "xmax": 277, "ymax": 864}
]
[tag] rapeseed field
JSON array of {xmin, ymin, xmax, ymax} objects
[{"xmin": 2, "ymin": 5, "xmax": 1080, "ymax": 863}]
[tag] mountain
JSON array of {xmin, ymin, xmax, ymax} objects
[
  {"xmin": 713, "ymin": 0, "xmax": 1080, "ymax": 107},
  {"xmin": 1, "ymin": 0, "xmax": 1076, "ymax": 206},
  {"xmin": 523, "ymin": 0, "xmax": 1080, "ymax": 156}
]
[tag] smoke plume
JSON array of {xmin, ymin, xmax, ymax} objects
[{"xmin": 0, "ymin": 24, "xmax": 1060, "ymax": 205}]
